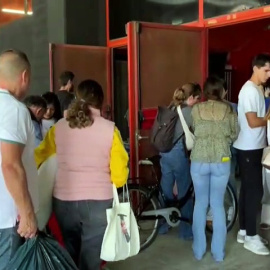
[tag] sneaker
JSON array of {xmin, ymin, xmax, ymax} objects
[
  {"xmin": 237, "ymin": 231, "xmax": 269, "ymax": 245},
  {"xmin": 237, "ymin": 231, "xmax": 246, "ymax": 244},
  {"xmin": 244, "ymin": 235, "xmax": 270, "ymax": 255}
]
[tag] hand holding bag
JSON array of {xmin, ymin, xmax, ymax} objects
[
  {"xmin": 177, "ymin": 106, "xmax": 195, "ymax": 150},
  {"xmin": 100, "ymin": 184, "xmax": 140, "ymax": 262}
]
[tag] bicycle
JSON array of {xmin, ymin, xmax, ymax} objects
[{"xmin": 119, "ymin": 155, "xmax": 238, "ymax": 252}]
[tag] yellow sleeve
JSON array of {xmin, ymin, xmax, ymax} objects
[
  {"xmin": 34, "ymin": 125, "xmax": 56, "ymax": 168},
  {"xmin": 110, "ymin": 127, "xmax": 129, "ymax": 188}
]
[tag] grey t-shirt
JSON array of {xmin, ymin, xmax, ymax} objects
[{"xmin": 173, "ymin": 106, "xmax": 192, "ymax": 143}]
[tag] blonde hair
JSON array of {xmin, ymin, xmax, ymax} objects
[
  {"xmin": 170, "ymin": 88, "xmax": 186, "ymax": 107},
  {"xmin": 170, "ymin": 83, "xmax": 202, "ymax": 107}
]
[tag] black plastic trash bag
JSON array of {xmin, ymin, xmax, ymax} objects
[{"xmin": 7, "ymin": 232, "xmax": 78, "ymax": 270}]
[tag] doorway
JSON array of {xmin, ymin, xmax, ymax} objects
[
  {"xmin": 208, "ymin": 17, "xmax": 270, "ymax": 102},
  {"xmin": 112, "ymin": 47, "xmax": 129, "ymax": 142}
]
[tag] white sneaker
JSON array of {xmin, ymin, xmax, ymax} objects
[
  {"xmin": 237, "ymin": 231, "xmax": 269, "ymax": 245},
  {"xmin": 237, "ymin": 230, "xmax": 246, "ymax": 244},
  {"xmin": 244, "ymin": 235, "xmax": 270, "ymax": 255}
]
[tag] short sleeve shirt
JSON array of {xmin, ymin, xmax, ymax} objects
[
  {"xmin": 0, "ymin": 89, "xmax": 39, "ymax": 229},
  {"xmin": 233, "ymin": 81, "xmax": 266, "ymax": 150}
]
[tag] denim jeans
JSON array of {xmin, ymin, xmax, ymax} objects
[
  {"xmin": 53, "ymin": 198, "xmax": 112, "ymax": 270},
  {"xmin": 0, "ymin": 226, "xmax": 23, "ymax": 270},
  {"xmin": 191, "ymin": 162, "xmax": 230, "ymax": 262},
  {"xmin": 160, "ymin": 140, "xmax": 193, "ymax": 239}
]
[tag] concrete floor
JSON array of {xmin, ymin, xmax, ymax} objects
[{"xmin": 108, "ymin": 225, "xmax": 270, "ymax": 270}]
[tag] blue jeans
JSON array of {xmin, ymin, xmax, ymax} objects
[
  {"xmin": 160, "ymin": 140, "xmax": 193, "ymax": 239},
  {"xmin": 0, "ymin": 226, "xmax": 23, "ymax": 270},
  {"xmin": 191, "ymin": 162, "xmax": 230, "ymax": 262}
]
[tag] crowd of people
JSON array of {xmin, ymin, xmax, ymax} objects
[
  {"xmin": 158, "ymin": 53, "xmax": 270, "ymax": 261},
  {"xmin": 0, "ymin": 48, "xmax": 270, "ymax": 270},
  {"xmin": 0, "ymin": 49, "xmax": 128, "ymax": 270}
]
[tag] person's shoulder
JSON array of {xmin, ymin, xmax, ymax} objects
[
  {"xmin": 18, "ymin": 101, "xmax": 32, "ymax": 118},
  {"xmin": 100, "ymin": 116, "xmax": 115, "ymax": 126},
  {"xmin": 240, "ymin": 81, "xmax": 258, "ymax": 94},
  {"xmin": 57, "ymin": 90, "xmax": 73, "ymax": 98},
  {"xmin": 182, "ymin": 105, "xmax": 192, "ymax": 113},
  {"xmin": 191, "ymin": 103, "xmax": 200, "ymax": 116},
  {"xmin": 3, "ymin": 97, "xmax": 30, "ymax": 118}
]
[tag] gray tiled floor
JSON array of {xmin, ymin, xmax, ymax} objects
[{"xmin": 108, "ymin": 225, "xmax": 270, "ymax": 270}]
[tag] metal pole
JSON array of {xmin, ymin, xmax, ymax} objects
[
  {"xmin": 199, "ymin": 0, "xmax": 204, "ymax": 26},
  {"xmin": 24, "ymin": 0, "xmax": 29, "ymax": 14}
]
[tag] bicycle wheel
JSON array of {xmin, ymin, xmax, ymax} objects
[
  {"xmin": 118, "ymin": 184, "xmax": 161, "ymax": 251},
  {"xmin": 206, "ymin": 183, "xmax": 238, "ymax": 233}
]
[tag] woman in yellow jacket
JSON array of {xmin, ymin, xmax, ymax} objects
[{"xmin": 35, "ymin": 79, "xmax": 129, "ymax": 270}]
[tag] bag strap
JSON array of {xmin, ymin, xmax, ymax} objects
[
  {"xmin": 177, "ymin": 106, "xmax": 190, "ymax": 134},
  {"xmin": 122, "ymin": 184, "xmax": 130, "ymax": 203},
  {"xmin": 112, "ymin": 184, "xmax": 130, "ymax": 206},
  {"xmin": 113, "ymin": 184, "xmax": 120, "ymax": 206}
]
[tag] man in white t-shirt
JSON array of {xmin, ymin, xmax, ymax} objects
[
  {"xmin": 0, "ymin": 50, "xmax": 38, "ymax": 269},
  {"xmin": 234, "ymin": 54, "xmax": 270, "ymax": 256}
]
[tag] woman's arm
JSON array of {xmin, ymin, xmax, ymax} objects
[
  {"xmin": 110, "ymin": 127, "xmax": 129, "ymax": 188},
  {"xmin": 229, "ymin": 111, "xmax": 239, "ymax": 142},
  {"xmin": 34, "ymin": 125, "xmax": 56, "ymax": 168}
]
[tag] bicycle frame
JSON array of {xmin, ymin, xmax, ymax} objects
[{"xmin": 139, "ymin": 182, "xmax": 194, "ymax": 227}]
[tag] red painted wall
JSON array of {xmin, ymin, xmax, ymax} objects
[{"xmin": 209, "ymin": 18, "xmax": 270, "ymax": 102}]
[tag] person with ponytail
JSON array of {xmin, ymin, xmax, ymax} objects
[
  {"xmin": 159, "ymin": 83, "xmax": 201, "ymax": 240},
  {"xmin": 35, "ymin": 79, "xmax": 129, "ymax": 270}
]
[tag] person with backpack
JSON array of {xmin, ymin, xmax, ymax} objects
[{"xmin": 152, "ymin": 83, "xmax": 201, "ymax": 239}]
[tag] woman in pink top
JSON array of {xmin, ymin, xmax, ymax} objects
[{"xmin": 35, "ymin": 79, "xmax": 129, "ymax": 270}]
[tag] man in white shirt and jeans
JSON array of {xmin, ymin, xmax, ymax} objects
[
  {"xmin": 0, "ymin": 50, "xmax": 38, "ymax": 269},
  {"xmin": 234, "ymin": 54, "xmax": 270, "ymax": 255}
]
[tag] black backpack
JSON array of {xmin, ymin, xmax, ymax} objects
[{"xmin": 150, "ymin": 106, "xmax": 178, "ymax": 153}]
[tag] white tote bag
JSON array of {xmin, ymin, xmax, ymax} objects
[
  {"xmin": 35, "ymin": 154, "xmax": 57, "ymax": 230},
  {"xmin": 100, "ymin": 184, "xmax": 140, "ymax": 262},
  {"xmin": 177, "ymin": 106, "xmax": 195, "ymax": 150},
  {"xmin": 262, "ymin": 145, "xmax": 270, "ymax": 170}
]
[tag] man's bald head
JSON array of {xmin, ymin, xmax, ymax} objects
[
  {"xmin": 0, "ymin": 49, "xmax": 30, "ymax": 81},
  {"xmin": 0, "ymin": 49, "xmax": 31, "ymax": 100}
]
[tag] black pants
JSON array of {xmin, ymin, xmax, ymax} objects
[
  {"xmin": 53, "ymin": 198, "xmax": 112, "ymax": 270},
  {"xmin": 237, "ymin": 149, "xmax": 263, "ymax": 236}
]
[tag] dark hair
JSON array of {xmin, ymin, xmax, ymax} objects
[
  {"xmin": 59, "ymin": 71, "xmax": 75, "ymax": 86},
  {"xmin": 67, "ymin": 79, "xmax": 104, "ymax": 129},
  {"xmin": 252, "ymin": 54, "xmax": 270, "ymax": 68},
  {"xmin": 42, "ymin": 92, "xmax": 62, "ymax": 121},
  {"xmin": 23, "ymin": 95, "xmax": 46, "ymax": 110},
  {"xmin": 204, "ymin": 76, "xmax": 233, "ymax": 112},
  {"xmin": 184, "ymin": 83, "xmax": 202, "ymax": 98},
  {"xmin": 203, "ymin": 76, "xmax": 224, "ymax": 101}
]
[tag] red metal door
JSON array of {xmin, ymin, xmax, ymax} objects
[
  {"xmin": 127, "ymin": 22, "xmax": 208, "ymax": 179},
  {"xmin": 49, "ymin": 44, "xmax": 111, "ymax": 118}
]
